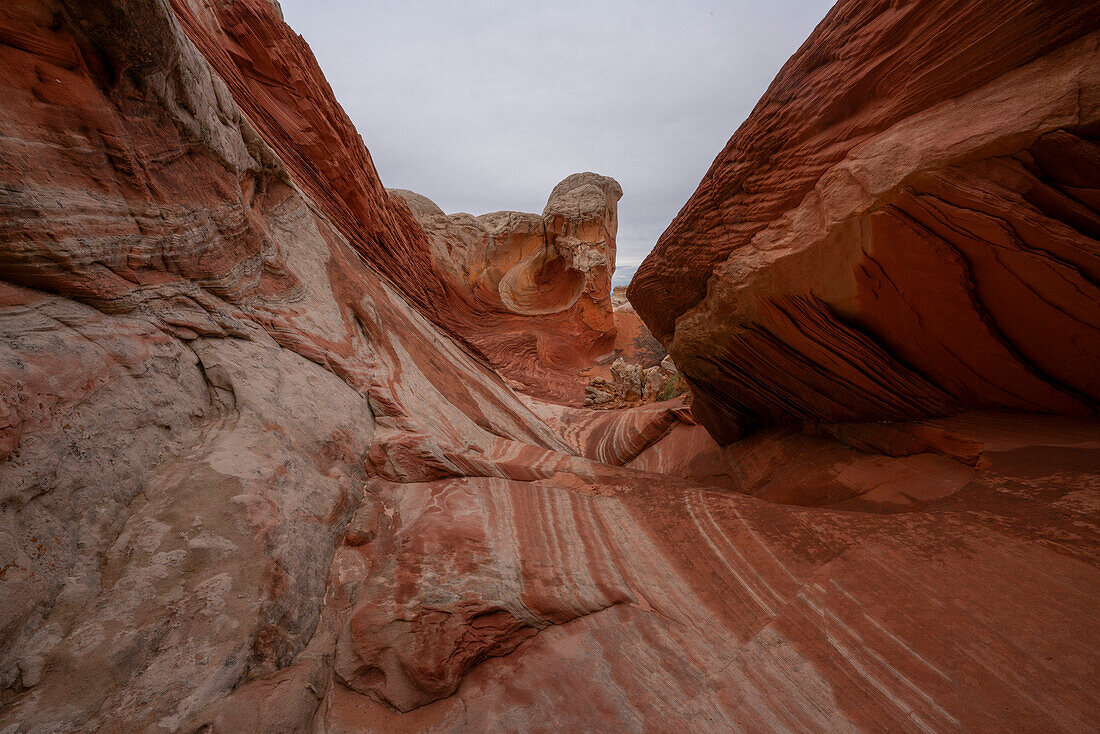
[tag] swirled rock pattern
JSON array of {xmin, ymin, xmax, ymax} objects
[
  {"xmin": 391, "ymin": 174, "xmax": 622, "ymax": 402},
  {"xmin": 1, "ymin": 0, "xmax": 1098, "ymax": 732},
  {"xmin": 0, "ymin": 0, "xmax": 561, "ymax": 728},
  {"xmin": 169, "ymin": 0, "xmax": 625, "ymax": 402},
  {"xmin": 169, "ymin": 0, "xmax": 632, "ymax": 405},
  {"xmin": 628, "ymin": 0, "xmax": 1100, "ymax": 442}
]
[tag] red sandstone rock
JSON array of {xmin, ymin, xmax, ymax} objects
[
  {"xmin": 609, "ymin": 286, "xmax": 666, "ymax": 368},
  {"xmin": 0, "ymin": 1, "xmax": 563, "ymax": 727},
  {"xmin": 167, "ymin": 0, "xmax": 466, "ymax": 333},
  {"xmin": 628, "ymin": 0, "xmax": 1100, "ymax": 442},
  {"xmin": 168, "ymin": 0, "xmax": 633, "ymax": 401},
  {"xmin": 0, "ymin": 0, "xmax": 1098, "ymax": 732},
  {"xmin": 391, "ymin": 174, "xmax": 622, "ymax": 402}
]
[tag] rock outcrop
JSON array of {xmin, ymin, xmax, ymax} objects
[
  {"xmin": 584, "ymin": 357, "xmax": 682, "ymax": 408},
  {"xmin": 166, "ymin": 0, "xmax": 467, "ymax": 334},
  {"xmin": 0, "ymin": 0, "xmax": 562, "ymax": 727},
  {"xmin": 1, "ymin": 0, "xmax": 1098, "ymax": 732},
  {"xmin": 610, "ymin": 284, "xmax": 666, "ymax": 368},
  {"xmin": 628, "ymin": 0, "xmax": 1100, "ymax": 442},
  {"xmin": 391, "ymin": 173, "xmax": 622, "ymax": 401}
]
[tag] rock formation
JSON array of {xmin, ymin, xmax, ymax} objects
[
  {"xmin": 610, "ymin": 285, "xmax": 666, "ymax": 367},
  {"xmin": 0, "ymin": 0, "xmax": 1098, "ymax": 732},
  {"xmin": 166, "ymin": 0, "xmax": 467, "ymax": 334},
  {"xmin": 171, "ymin": 0, "xmax": 625, "ymax": 403},
  {"xmin": 0, "ymin": 3, "xmax": 562, "ymax": 729},
  {"xmin": 629, "ymin": 0, "xmax": 1100, "ymax": 443},
  {"xmin": 583, "ymin": 357, "xmax": 682, "ymax": 408},
  {"xmin": 390, "ymin": 174, "xmax": 622, "ymax": 401}
]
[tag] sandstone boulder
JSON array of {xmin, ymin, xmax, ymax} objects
[
  {"xmin": 628, "ymin": 0, "xmax": 1100, "ymax": 443},
  {"xmin": 610, "ymin": 357, "xmax": 645, "ymax": 401}
]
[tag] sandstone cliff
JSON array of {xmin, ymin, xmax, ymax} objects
[
  {"xmin": 0, "ymin": 2, "xmax": 567, "ymax": 728},
  {"xmin": 168, "ymin": 0, "xmax": 625, "ymax": 402},
  {"xmin": 0, "ymin": 0, "xmax": 1098, "ymax": 732},
  {"xmin": 629, "ymin": 0, "xmax": 1100, "ymax": 442},
  {"xmin": 166, "ymin": 0, "xmax": 467, "ymax": 334}
]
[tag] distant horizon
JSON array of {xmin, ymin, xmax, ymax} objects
[
  {"xmin": 611, "ymin": 263, "xmax": 640, "ymax": 288},
  {"xmin": 278, "ymin": 0, "xmax": 835, "ymax": 269}
]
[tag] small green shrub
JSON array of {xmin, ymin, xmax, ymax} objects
[{"xmin": 657, "ymin": 373, "xmax": 684, "ymax": 402}]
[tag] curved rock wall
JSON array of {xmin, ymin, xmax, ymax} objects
[
  {"xmin": 168, "ymin": 0, "xmax": 629, "ymax": 403},
  {"xmin": 392, "ymin": 173, "xmax": 622, "ymax": 401},
  {"xmin": 0, "ymin": 0, "xmax": 566, "ymax": 727},
  {"xmin": 628, "ymin": 0, "xmax": 1100, "ymax": 442}
]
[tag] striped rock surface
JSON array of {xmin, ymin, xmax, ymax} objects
[
  {"xmin": 0, "ymin": 0, "xmax": 1097, "ymax": 732},
  {"xmin": 390, "ymin": 176, "xmax": 623, "ymax": 404},
  {"xmin": 627, "ymin": 0, "xmax": 1100, "ymax": 442}
]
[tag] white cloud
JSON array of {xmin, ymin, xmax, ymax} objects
[{"xmin": 279, "ymin": 0, "xmax": 834, "ymax": 267}]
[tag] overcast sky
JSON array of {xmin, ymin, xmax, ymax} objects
[{"xmin": 279, "ymin": 0, "xmax": 834, "ymax": 283}]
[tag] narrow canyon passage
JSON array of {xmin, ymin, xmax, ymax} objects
[{"xmin": 0, "ymin": 0, "xmax": 1097, "ymax": 732}]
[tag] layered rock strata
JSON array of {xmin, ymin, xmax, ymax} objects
[
  {"xmin": 169, "ymin": 0, "xmax": 624, "ymax": 402},
  {"xmin": 0, "ymin": 1, "xmax": 562, "ymax": 727},
  {"xmin": 166, "ymin": 0, "xmax": 464, "ymax": 332},
  {"xmin": 391, "ymin": 174, "xmax": 622, "ymax": 401},
  {"xmin": 0, "ymin": 0, "xmax": 1097, "ymax": 732},
  {"xmin": 628, "ymin": 0, "xmax": 1100, "ymax": 442}
]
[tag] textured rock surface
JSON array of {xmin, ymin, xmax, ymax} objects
[
  {"xmin": 172, "ymin": 0, "xmax": 629, "ymax": 403},
  {"xmin": 166, "ymin": 0, "xmax": 464, "ymax": 332},
  {"xmin": 0, "ymin": 0, "xmax": 1098, "ymax": 732},
  {"xmin": 319, "ymin": 437, "xmax": 1100, "ymax": 733},
  {"xmin": 0, "ymin": 0, "xmax": 562, "ymax": 728},
  {"xmin": 610, "ymin": 285, "xmax": 666, "ymax": 368},
  {"xmin": 628, "ymin": 0, "xmax": 1100, "ymax": 442},
  {"xmin": 582, "ymin": 357, "xmax": 683, "ymax": 408},
  {"xmin": 391, "ymin": 174, "xmax": 622, "ymax": 402}
]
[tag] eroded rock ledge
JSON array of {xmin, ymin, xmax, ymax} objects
[
  {"xmin": 628, "ymin": 0, "xmax": 1100, "ymax": 443},
  {"xmin": 391, "ymin": 173, "xmax": 623, "ymax": 402}
]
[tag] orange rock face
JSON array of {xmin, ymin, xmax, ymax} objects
[
  {"xmin": 1, "ymin": 0, "xmax": 1098, "ymax": 732},
  {"xmin": 167, "ymin": 0, "xmax": 634, "ymax": 403},
  {"xmin": 392, "ymin": 174, "xmax": 622, "ymax": 402},
  {"xmin": 628, "ymin": 0, "xmax": 1100, "ymax": 442}
]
